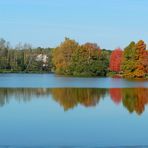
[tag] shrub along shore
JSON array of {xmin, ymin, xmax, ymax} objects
[{"xmin": 0, "ymin": 37, "xmax": 148, "ymax": 79}]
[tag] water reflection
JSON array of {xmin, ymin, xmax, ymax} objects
[
  {"xmin": 51, "ymin": 88, "xmax": 106, "ymax": 110},
  {"xmin": 122, "ymin": 88, "xmax": 148, "ymax": 115},
  {"xmin": 0, "ymin": 88, "xmax": 148, "ymax": 115},
  {"xmin": 109, "ymin": 88, "xmax": 122, "ymax": 104}
]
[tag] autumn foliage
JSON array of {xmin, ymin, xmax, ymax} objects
[
  {"xmin": 122, "ymin": 40, "xmax": 148, "ymax": 78},
  {"xmin": 52, "ymin": 38, "xmax": 148, "ymax": 78},
  {"xmin": 0, "ymin": 37, "xmax": 148, "ymax": 78},
  {"xmin": 52, "ymin": 38, "xmax": 110, "ymax": 76},
  {"xmin": 109, "ymin": 48, "xmax": 123, "ymax": 72}
]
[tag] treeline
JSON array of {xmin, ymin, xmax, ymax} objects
[
  {"xmin": 0, "ymin": 37, "xmax": 148, "ymax": 78},
  {"xmin": 0, "ymin": 38, "xmax": 52, "ymax": 73},
  {"xmin": 109, "ymin": 40, "xmax": 148, "ymax": 78},
  {"xmin": 53, "ymin": 38, "xmax": 148, "ymax": 78},
  {"xmin": 52, "ymin": 38, "xmax": 111, "ymax": 76}
]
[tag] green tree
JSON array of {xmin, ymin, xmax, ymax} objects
[{"xmin": 70, "ymin": 43, "xmax": 102, "ymax": 76}]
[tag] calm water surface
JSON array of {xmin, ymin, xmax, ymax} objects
[
  {"xmin": 0, "ymin": 73, "xmax": 148, "ymax": 88},
  {"xmin": 0, "ymin": 74, "xmax": 148, "ymax": 148}
]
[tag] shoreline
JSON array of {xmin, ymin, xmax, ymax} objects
[{"xmin": 0, "ymin": 72, "xmax": 148, "ymax": 80}]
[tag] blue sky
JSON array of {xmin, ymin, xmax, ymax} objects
[{"xmin": 0, "ymin": 0, "xmax": 148, "ymax": 49}]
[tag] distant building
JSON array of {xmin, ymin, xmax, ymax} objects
[{"xmin": 36, "ymin": 54, "xmax": 48, "ymax": 67}]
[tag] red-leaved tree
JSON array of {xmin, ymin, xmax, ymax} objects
[{"xmin": 109, "ymin": 48, "xmax": 123, "ymax": 72}]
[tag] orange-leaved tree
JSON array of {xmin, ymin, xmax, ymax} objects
[
  {"xmin": 52, "ymin": 38, "xmax": 79, "ymax": 75},
  {"xmin": 122, "ymin": 40, "xmax": 148, "ymax": 78}
]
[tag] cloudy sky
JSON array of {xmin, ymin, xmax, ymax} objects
[{"xmin": 0, "ymin": 0, "xmax": 148, "ymax": 49}]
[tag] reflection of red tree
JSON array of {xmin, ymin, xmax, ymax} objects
[{"xmin": 109, "ymin": 88, "xmax": 122, "ymax": 104}]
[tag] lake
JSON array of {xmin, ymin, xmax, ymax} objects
[{"xmin": 0, "ymin": 74, "xmax": 148, "ymax": 148}]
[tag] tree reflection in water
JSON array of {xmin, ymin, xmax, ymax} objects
[
  {"xmin": 0, "ymin": 88, "xmax": 148, "ymax": 115},
  {"xmin": 109, "ymin": 88, "xmax": 122, "ymax": 104},
  {"xmin": 109, "ymin": 88, "xmax": 148, "ymax": 115},
  {"xmin": 51, "ymin": 88, "xmax": 107, "ymax": 111}
]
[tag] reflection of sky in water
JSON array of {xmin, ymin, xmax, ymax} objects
[
  {"xmin": 0, "ymin": 88, "xmax": 148, "ymax": 147},
  {"xmin": 0, "ymin": 74, "xmax": 148, "ymax": 88}
]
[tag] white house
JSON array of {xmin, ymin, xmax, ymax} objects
[{"xmin": 36, "ymin": 54, "xmax": 48, "ymax": 67}]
